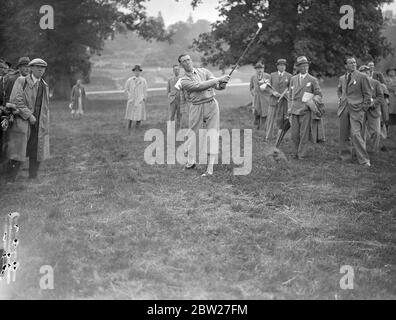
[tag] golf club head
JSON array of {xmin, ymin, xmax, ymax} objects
[{"xmin": 256, "ymin": 22, "xmax": 263, "ymax": 34}]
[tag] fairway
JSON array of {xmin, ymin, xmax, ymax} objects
[{"xmin": 1, "ymin": 85, "xmax": 395, "ymax": 299}]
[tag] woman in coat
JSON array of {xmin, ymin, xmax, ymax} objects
[
  {"xmin": 124, "ymin": 65, "xmax": 147, "ymax": 130},
  {"xmin": 70, "ymin": 79, "xmax": 86, "ymax": 117}
]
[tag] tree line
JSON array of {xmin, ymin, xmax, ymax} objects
[{"xmin": 0, "ymin": 0, "xmax": 394, "ymax": 99}]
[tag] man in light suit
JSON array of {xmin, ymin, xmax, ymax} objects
[
  {"xmin": 359, "ymin": 65, "xmax": 385, "ymax": 153},
  {"xmin": 288, "ymin": 56, "xmax": 322, "ymax": 159},
  {"xmin": 268, "ymin": 58, "xmax": 292, "ymax": 142},
  {"xmin": 337, "ymin": 56, "xmax": 372, "ymax": 166}
]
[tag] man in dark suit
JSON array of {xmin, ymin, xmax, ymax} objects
[
  {"xmin": 268, "ymin": 59, "xmax": 292, "ymax": 142},
  {"xmin": 337, "ymin": 56, "xmax": 372, "ymax": 166},
  {"xmin": 288, "ymin": 56, "xmax": 322, "ymax": 159},
  {"xmin": 359, "ymin": 65, "xmax": 385, "ymax": 153}
]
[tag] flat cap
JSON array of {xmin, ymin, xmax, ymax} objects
[{"xmin": 28, "ymin": 58, "xmax": 48, "ymax": 67}]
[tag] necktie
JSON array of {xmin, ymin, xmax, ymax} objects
[{"xmin": 346, "ymin": 73, "xmax": 352, "ymax": 93}]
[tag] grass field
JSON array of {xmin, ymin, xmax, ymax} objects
[{"xmin": 0, "ymin": 85, "xmax": 395, "ymax": 300}]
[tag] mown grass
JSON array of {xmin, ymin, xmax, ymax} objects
[{"xmin": 0, "ymin": 85, "xmax": 395, "ymax": 300}]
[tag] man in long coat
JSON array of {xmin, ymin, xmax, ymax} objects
[
  {"xmin": 288, "ymin": 56, "xmax": 323, "ymax": 159},
  {"xmin": 337, "ymin": 56, "xmax": 372, "ymax": 166},
  {"xmin": 267, "ymin": 58, "xmax": 292, "ymax": 142},
  {"xmin": 250, "ymin": 62, "xmax": 271, "ymax": 134},
  {"xmin": 6, "ymin": 58, "xmax": 50, "ymax": 181}
]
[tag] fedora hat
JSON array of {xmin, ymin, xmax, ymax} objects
[
  {"xmin": 254, "ymin": 62, "xmax": 264, "ymax": 69},
  {"xmin": 16, "ymin": 57, "xmax": 30, "ymax": 68},
  {"xmin": 28, "ymin": 58, "xmax": 48, "ymax": 67},
  {"xmin": 132, "ymin": 64, "xmax": 142, "ymax": 72},
  {"xmin": 295, "ymin": 56, "xmax": 310, "ymax": 66},
  {"xmin": 276, "ymin": 59, "xmax": 287, "ymax": 66}
]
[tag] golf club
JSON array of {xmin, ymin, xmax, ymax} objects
[
  {"xmin": 229, "ymin": 22, "xmax": 263, "ymax": 77},
  {"xmin": 219, "ymin": 22, "xmax": 263, "ymax": 89}
]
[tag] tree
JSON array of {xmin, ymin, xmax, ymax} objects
[
  {"xmin": 192, "ymin": 0, "xmax": 394, "ymax": 76},
  {"xmin": 0, "ymin": 0, "xmax": 171, "ymax": 99}
]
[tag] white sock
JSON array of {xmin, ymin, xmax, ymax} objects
[{"xmin": 206, "ymin": 154, "xmax": 216, "ymax": 174}]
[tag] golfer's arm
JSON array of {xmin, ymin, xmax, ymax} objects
[{"xmin": 181, "ymin": 78, "xmax": 219, "ymax": 92}]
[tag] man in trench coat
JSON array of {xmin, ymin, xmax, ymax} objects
[{"xmin": 6, "ymin": 58, "xmax": 50, "ymax": 181}]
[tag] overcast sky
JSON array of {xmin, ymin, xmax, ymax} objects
[
  {"xmin": 145, "ymin": 0, "xmax": 396, "ymax": 26},
  {"xmin": 145, "ymin": 0, "xmax": 221, "ymax": 26}
]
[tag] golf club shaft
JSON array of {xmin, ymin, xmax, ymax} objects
[{"xmin": 229, "ymin": 28, "xmax": 262, "ymax": 77}]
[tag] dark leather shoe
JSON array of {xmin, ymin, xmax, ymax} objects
[{"xmin": 184, "ymin": 163, "xmax": 196, "ymax": 170}]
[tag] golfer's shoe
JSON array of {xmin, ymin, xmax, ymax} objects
[
  {"xmin": 184, "ymin": 163, "xmax": 196, "ymax": 170},
  {"xmin": 201, "ymin": 171, "xmax": 213, "ymax": 177}
]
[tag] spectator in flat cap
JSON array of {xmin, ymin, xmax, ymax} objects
[
  {"xmin": 250, "ymin": 62, "xmax": 271, "ymax": 133},
  {"xmin": 267, "ymin": 58, "xmax": 292, "ymax": 143},
  {"xmin": 6, "ymin": 58, "xmax": 50, "ymax": 182},
  {"xmin": 124, "ymin": 65, "xmax": 147, "ymax": 131}
]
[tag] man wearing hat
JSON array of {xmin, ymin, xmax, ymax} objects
[
  {"xmin": 337, "ymin": 56, "xmax": 372, "ymax": 166},
  {"xmin": 267, "ymin": 59, "xmax": 292, "ymax": 142},
  {"xmin": 288, "ymin": 56, "xmax": 323, "ymax": 159},
  {"xmin": 358, "ymin": 65, "xmax": 385, "ymax": 153},
  {"xmin": 124, "ymin": 65, "xmax": 147, "ymax": 130},
  {"xmin": 0, "ymin": 57, "xmax": 30, "ymax": 170},
  {"xmin": 4, "ymin": 57, "xmax": 30, "ymax": 104},
  {"xmin": 250, "ymin": 62, "xmax": 271, "ymax": 133},
  {"xmin": 6, "ymin": 58, "xmax": 51, "ymax": 181}
]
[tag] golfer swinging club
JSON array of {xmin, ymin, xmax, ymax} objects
[{"xmin": 178, "ymin": 53, "xmax": 230, "ymax": 176}]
